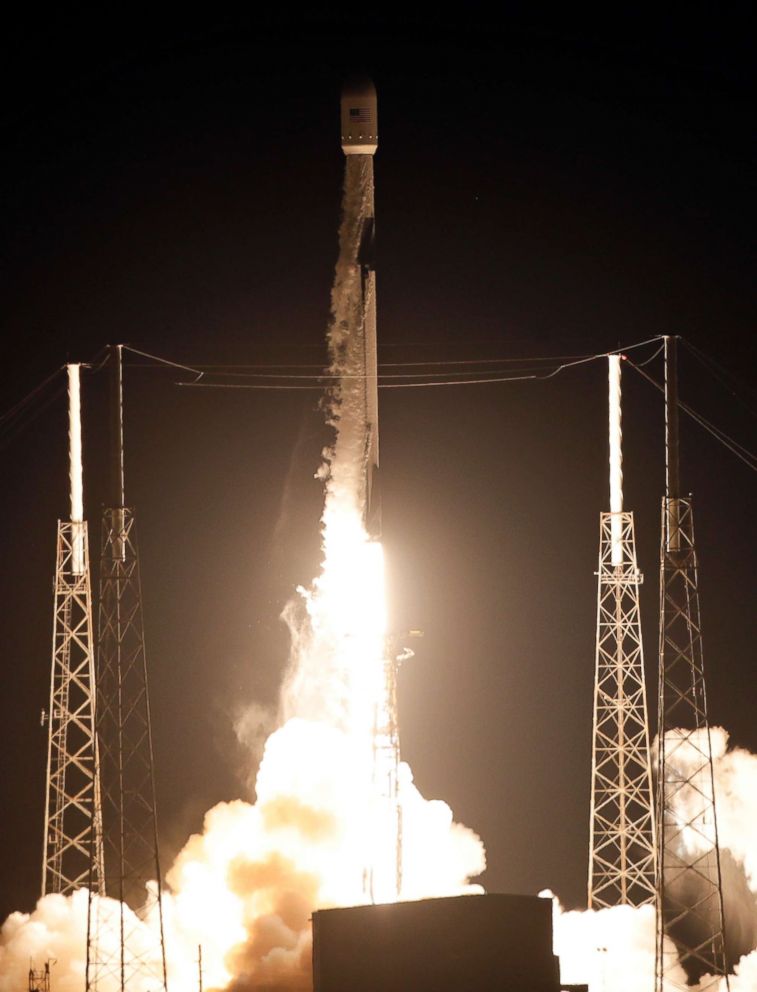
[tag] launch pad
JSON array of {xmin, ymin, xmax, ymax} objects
[{"xmin": 313, "ymin": 893, "xmax": 561, "ymax": 992}]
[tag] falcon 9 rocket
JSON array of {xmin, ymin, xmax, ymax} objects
[{"xmin": 338, "ymin": 77, "xmax": 380, "ymax": 538}]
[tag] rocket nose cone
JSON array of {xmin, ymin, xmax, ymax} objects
[{"xmin": 341, "ymin": 76, "xmax": 377, "ymax": 101}]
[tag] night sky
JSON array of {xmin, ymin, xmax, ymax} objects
[{"xmin": 1, "ymin": 12, "xmax": 754, "ymax": 925}]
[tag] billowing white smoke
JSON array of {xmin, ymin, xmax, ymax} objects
[
  {"xmin": 0, "ymin": 159, "xmax": 484, "ymax": 991},
  {"xmin": 549, "ymin": 728, "xmax": 757, "ymax": 991}
]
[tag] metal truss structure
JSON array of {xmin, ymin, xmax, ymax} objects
[
  {"xmin": 369, "ymin": 641, "xmax": 404, "ymax": 902},
  {"xmin": 86, "ymin": 510, "xmax": 168, "ymax": 992},
  {"xmin": 655, "ymin": 495, "xmax": 729, "ymax": 991},
  {"xmin": 28, "ymin": 961, "xmax": 52, "ymax": 992},
  {"xmin": 42, "ymin": 520, "xmax": 104, "ymax": 896},
  {"xmin": 588, "ymin": 510, "xmax": 656, "ymax": 909}
]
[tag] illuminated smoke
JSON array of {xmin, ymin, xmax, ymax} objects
[
  {"xmin": 548, "ymin": 729, "xmax": 757, "ymax": 991},
  {"xmin": 0, "ymin": 162, "xmax": 484, "ymax": 990}
]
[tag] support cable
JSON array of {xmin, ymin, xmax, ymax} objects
[
  {"xmin": 123, "ymin": 336, "xmax": 665, "ymax": 386},
  {"xmin": 628, "ymin": 361, "xmax": 757, "ymax": 472},
  {"xmin": 0, "ymin": 350, "xmax": 107, "ymax": 451},
  {"xmin": 679, "ymin": 338, "xmax": 757, "ymax": 418}
]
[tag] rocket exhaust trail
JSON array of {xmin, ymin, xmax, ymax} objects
[
  {"xmin": 329, "ymin": 78, "xmax": 411, "ymax": 901},
  {"xmin": 0, "ymin": 81, "xmax": 488, "ymax": 992},
  {"xmin": 328, "ymin": 77, "xmax": 396, "ymax": 899}
]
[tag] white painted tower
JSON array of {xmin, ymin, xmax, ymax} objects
[
  {"xmin": 42, "ymin": 364, "xmax": 103, "ymax": 896},
  {"xmin": 588, "ymin": 355, "xmax": 656, "ymax": 909}
]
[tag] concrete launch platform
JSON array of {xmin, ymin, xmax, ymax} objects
[{"xmin": 312, "ymin": 893, "xmax": 561, "ymax": 992}]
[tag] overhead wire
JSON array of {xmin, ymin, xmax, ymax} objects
[
  {"xmin": 0, "ymin": 365, "xmax": 65, "ymax": 430},
  {"xmin": 628, "ymin": 359, "xmax": 757, "ymax": 473},
  {"xmin": 0, "ymin": 365, "xmax": 68, "ymax": 452},
  {"xmin": 178, "ymin": 364, "xmax": 575, "ymax": 381},
  {"xmin": 629, "ymin": 341, "xmax": 665, "ymax": 368},
  {"xmin": 82, "ymin": 346, "xmax": 112, "ymax": 375},
  {"xmin": 123, "ymin": 345, "xmax": 205, "ymax": 381},
  {"xmin": 0, "ymin": 380, "xmax": 68, "ymax": 453},
  {"xmin": 130, "ymin": 352, "xmax": 593, "ymax": 370},
  {"xmin": 124, "ymin": 335, "xmax": 664, "ymax": 379},
  {"xmin": 4, "ymin": 335, "xmax": 753, "ymax": 476},
  {"xmin": 679, "ymin": 337, "xmax": 757, "ymax": 418},
  {"xmin": 135, "ymin": 334, "xmax": 665, "ymax": 389}
]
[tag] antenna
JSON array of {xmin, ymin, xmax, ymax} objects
[{"xmin": 87, "ymin": 345, "xmax": 168, "ymax": 992}]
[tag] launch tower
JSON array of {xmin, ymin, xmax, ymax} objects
[
  {"xmin": 42, "ymin": 364, "xmax": 103, "ymax": 897},
  {"xmin": 655, "ymin": 336, "xmax": 729, "ymax": 991},
  {"xmin": 588, "ymin": 356, "xmax": 656, "ymax": 909},
  {"xmin": 86, "ymin": 345, "xmax": 168, "ymax": 992}
]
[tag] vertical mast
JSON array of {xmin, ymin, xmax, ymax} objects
[
  {"xmin": 69, "ymin": 364, "xmax": 85, "ymax": 575},
  {"xmin": 109, "ymin": 343, "xmax": 126, "ymax": 561},
  {"xmin": 656, "ymin": 339, "xmax": 729, "ymax": 991},
  {"xmin": 588, "ymin": 354, "xmax": 656, "ymax": 909},
  {"xmin": 664, "ymin": 336, "xmax": 680, "ymax": 551},
  {"xmin": 608, "ymin": 354, "xmax": 623, "ymax": 565},
  {"xmin": 42, "ymin": 363, "xmax": 102, "ymax": 896},
  {"xmin": 87, "ymin": 346, "xmax": 168, "ymax": 992},
  {"xmin": 110, "ymin": 344, "xmax": 125, "ymax": 508}
]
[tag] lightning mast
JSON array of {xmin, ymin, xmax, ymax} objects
[
  {"xmin": 655, "ymin": 336, "xmax": 729, "ymax": 991},
  {"xmin": 588, "ymin": 355, "xmax": 656, "ymax": 909},
  {"xmin": 86, "ymin": 344, "xmax": 168, "ymax": 992},
  {"xmin": 42, "ymin": 364, "xmax": 103, "ymax": 896}
]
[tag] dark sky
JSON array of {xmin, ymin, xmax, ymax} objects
[{"xmin": 1, "ymin": 12, "xmax": 755, "ymax": 924}]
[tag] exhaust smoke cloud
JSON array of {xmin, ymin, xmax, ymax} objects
[
  {"xmin": 551, "ymin": 728, "xmax": 757, "ymax": 991},
  {"xmin": 0, "ymin": 157, "xmax": 485, "ymax": 992}
]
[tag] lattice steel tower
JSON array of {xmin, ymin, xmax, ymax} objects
[
  {"xmin": 655, "ymin": 336, "xmax": 729, "ymax": 991},
  {"xmin": 42, "ymin": 364, "xmax": 104, "ymax": 896},
  {"xmin": 86, "ymin": 345, "xmax": 168, "ymax": 992},
  {"xmin": 370, "ymin": 635, "xmax": 417, "ymax": 903},
  {"xmin": 588, "ymin": 355, "xmax": 656, "ymax": 909}
]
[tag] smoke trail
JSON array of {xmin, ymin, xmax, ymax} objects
[
  {"xmin": 0, "ymin": 159, "xmax": 484, "ymax": 991},
  {"xmin": 164, "ymin": 148, "xmax": 486, "ymax": 983}
]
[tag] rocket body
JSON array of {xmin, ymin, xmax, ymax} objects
[
  {"xmin": 341, "ymin": 79, "xmax": 378, "ymax": 156},
  {"xmin": 338, "ymin": 79, "xmax": 380, "ymax": 537}
]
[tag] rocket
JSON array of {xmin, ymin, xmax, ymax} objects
[
  {"xmin": 340, "ymin": 78, "xmax": 380, "ymax": 537},
  {"xmin": 340, "ymin": 77, "xmax": 378, "ymax": 156}
]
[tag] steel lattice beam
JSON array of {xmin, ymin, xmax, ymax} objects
[
  {"xmin": 86, "ymin": 507, "xmax": 168, "ymax": 992},
  {"xmin": 42, "ymin": 521, "xmax": 104, "ymax": 896},
  {"xmin": 369, "ymin": 641, "xmax": 403, "ymax": 902},
  {"xmin": 588, "ymin": 511, "xmax": 657, "ymax": 909},
  {"xmin": 655, "ymin": 496, "xmax": 729, "ymax": 991}
]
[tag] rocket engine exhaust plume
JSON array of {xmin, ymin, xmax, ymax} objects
[{"xmin": 0, "ymin": 83, "xmax": 485, "ymax": 992}]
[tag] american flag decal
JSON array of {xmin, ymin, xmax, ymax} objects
[{"xmin": 349, "ymin": 106, "xmax": 373, "ymax": 124}]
